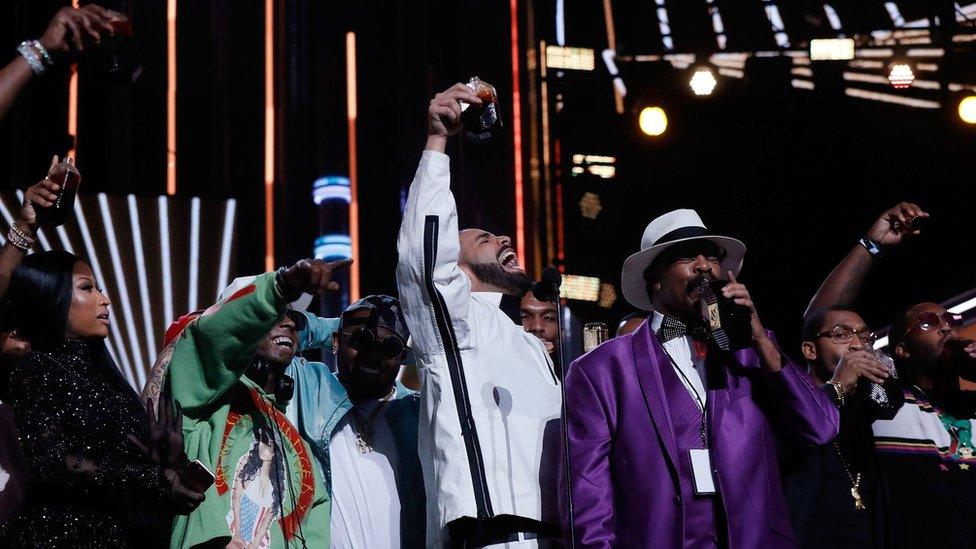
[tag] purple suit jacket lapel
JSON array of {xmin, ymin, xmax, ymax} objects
[{"xmin": 630, "ymin": 321, "xmax": 681, "ymax": 482}]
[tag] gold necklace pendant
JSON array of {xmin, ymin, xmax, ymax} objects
[
  {"xmin": 851, "ymin": 486, "xmax": 866, "ymax": 510},
  {"xmin": 355, "ymin": 431, "xmax": 373, "ymax": 454}
]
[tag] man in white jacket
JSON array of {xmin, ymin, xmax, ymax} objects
[{"xmin": 396, "ymin": 83, "xmax": 563, "ymax": 547}]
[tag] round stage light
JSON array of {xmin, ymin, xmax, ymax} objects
[
  {"xmin": 887, "ymin": 63, "xmax": 915, "ymax": 89},
  {"xmin": 959, "ymin": 96, "xmax": 976, "ymax": 125},
  {"xmin": 689, "ymin": 68, "xmax": 717, "ymax": 96},
  {"xmin": 639, "ymin": 106, "xmax": 668, "ymax": 136}
]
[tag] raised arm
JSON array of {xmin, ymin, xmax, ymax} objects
[
  {"xmin": 166, "ymin": 259, "xmax": 348, "ymax": 416},
  {"xmin": 0, "ymin": 5, "xmax": 115, "ymax": 120},
  {"xmin": 805, "ymin": 202, "xmax": 928, "ymax": 317},
  {"xmin": 0, "ymin": 158, "xmax": 64, "ymax": 300},
  {"xmin": 395, "ymin": 84, "xmax": 483, "ymax": 356}
]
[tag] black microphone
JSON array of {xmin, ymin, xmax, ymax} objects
[{"xmin": 532, "ymin": 266, "xmax": 562, "ymax": 302}]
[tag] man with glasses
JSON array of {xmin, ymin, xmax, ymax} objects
[
  {"xmin": 870, "ymin": 303, "xmax": 976, "ymax": 547},
  {"xmin": 285, "ymin": 295, "xmax": 425, "ymax": 548},
  {"xmin": 804, "ymin": 201, "xmax": 976, "ymax": 546},
  {"xmin": 782, "ymin": 307, "xmax": 897, "ymax": 549}
]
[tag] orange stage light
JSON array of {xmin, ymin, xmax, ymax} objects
[{"xmin": 346, "ymin": 31, "xmax": 361, "ymax": 301}]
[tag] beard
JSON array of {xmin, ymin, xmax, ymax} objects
[{"xmin": 469, "ymin": 261, "xmax": 532, "ymax": 295}]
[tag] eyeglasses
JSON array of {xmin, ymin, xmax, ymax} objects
[
  {"xmin": 815, "ymin": 325, "xmax": 877, "ymax": 346},
  {"xmin": 340, "ymin": 328, "xmax": 406, "ymax": 359},
  {"xmin": 904, "ymin": 311, "xmax": 964, "ymax": 337}
]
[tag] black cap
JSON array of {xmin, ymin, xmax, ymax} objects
[{"xmin": 341, "ymin": 295, "xmax": 409, "ymax": 342}]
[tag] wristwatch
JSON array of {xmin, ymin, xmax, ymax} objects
[{"xmin": 858, "ymin": 236, "xmax": 884, "ymax": 259}]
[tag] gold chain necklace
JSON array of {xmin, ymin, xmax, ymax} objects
[
  {"xmin": 351, "ymin": 389, "xmax": 395, "ymax": 454},
  {"xmin": 833, "ymin": 441, "xmax": 866, "ymax": 510}
]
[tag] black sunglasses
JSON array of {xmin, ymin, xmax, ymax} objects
[{"xmin": 341, "ymin": 327, "xmax": 406, "ymax": 359}]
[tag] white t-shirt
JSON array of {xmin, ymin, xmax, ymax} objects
[{"xmin": 329, "ymin": 397, "xmax": 402, "ymax": 549}]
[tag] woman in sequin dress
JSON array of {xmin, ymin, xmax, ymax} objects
[{"xmin": 0, "ymin": 248, "xmax": 205, "ymax": 547}]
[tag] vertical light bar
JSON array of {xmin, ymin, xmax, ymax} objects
[
  {"xmin": 345, "ymin": 32, "xmax": 360, "ymax": 301},
  {"xmin": 188, "ymin": 197, "xmax": 200, "ymax": 312},
  {"xmin": 127, "ymin": 195, "xmax": 157, "ymax": 366},
  {"xmin": 554, "ymin": 139, "xmax": 565, "ymax": 261},
  {"xmin": 67, "ymin": 68, "xmax": 78, "ymax": 158},
  {"xmin": 67, "ymin": 0, "xmax": 79, "ymax": 159},
  {"xmin": 55, "ymin": 225, "xmax": 75, "ymax": 253},
  {"xmin": 264, "ymin": 0, "xmax": 275, "ymax": 272},
  {"xmin": 602, "ymin": 0, "xmax": 625, "ymax": 114},
  {"xmin": 885, "ymin": 2, "xmax": 906, "ymax": 27},
  {"xmin": 763, "ymin": 2, "xmax": 791, "ymax": 47},
  {"xmin": 216, "ymin": 199, "xmax": 237, "ymax": 300},
  {"xmin": 511, "ymin": 0, "xmax": 526, "ymax": 269},
  {"xmin": 555, "ymin": 0, "xmax": 565, "ymax": 45},
  {"xmin": 540, "ymin": 41, "xmax": 555, "ymax": 263},
  {"xmin": 166, "ymin": 0, "xmax": 176, "ymax": 195},
  {"xmin": 158, "ymin": 197, "xmax": 173, "ymax": 327},
  {"xmin": 655, "ymin": 0, "xmax": 675, "ymax": 51},
  {"xmin": 74, "ymin": 197, "xmax": 136, "ymax": 387},
  {"xmin": 98, "ymin": 194, "xmax": 146, "ymax": 387},
  {"xmin": 705, "ymin": 0, "xmax": 728, "ymax": 49},
  {"xmin": 824, "ymin": 4, "xmax": 844, "ymax": 35}
]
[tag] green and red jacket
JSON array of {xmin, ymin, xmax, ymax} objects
[{"xmin": 164, "ymin": 272, "xmax": 328, "ymax": 549}]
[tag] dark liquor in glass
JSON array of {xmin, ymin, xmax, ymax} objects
[
  {"xmin": 460, "ymin": 76, "xmax": 502, "ymax": 143},
  {"xmin": 34, "ymin": 157, "xmax": 81, "ymax": 227},
  {"xmin": 86, "ymin": 16, "xmax": 141, "ymax": 86}
]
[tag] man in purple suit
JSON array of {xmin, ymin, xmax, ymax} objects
[{"xmin": 561, "ymin": 209, "xmax": 839, "ymax": 548}]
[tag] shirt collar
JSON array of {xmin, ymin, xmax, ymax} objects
[
  {"xmin": 651, "ymin": 310, "xmax": 665, "ymax": 333},
  {"xmin": 473, "ymin": 291, "xmax": 503, "ymax": 306}
]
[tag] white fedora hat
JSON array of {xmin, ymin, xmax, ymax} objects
[
  {"xmin": 620, "ymin": 209, "xmax": 746, "ymax": 311},
  {"xmin": 218, "ymin": 275, "xmax": 313, "ymax": 312}
]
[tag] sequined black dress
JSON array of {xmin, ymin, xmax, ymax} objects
[{"xmin": 0, "ymin": 338, "xmax": 168, "ymax": 548}]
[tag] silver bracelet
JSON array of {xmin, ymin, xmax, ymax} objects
[
  {"xmin": 16, "ymin": 41, "xmax": 45, "ymax": 75},
  {"xmin": 6, "ymin": 226, "xmax": 34, "ymax": 251},
  {"xmin": 31, "ymin": 40, "xmax": 53, "ymax": 67}
]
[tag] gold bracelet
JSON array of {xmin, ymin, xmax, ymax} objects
[{"xmin": 828, "ymin": 380, "xmax": 847, "ymax": 407}]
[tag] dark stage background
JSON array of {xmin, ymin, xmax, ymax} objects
[{"xmin": 1, "ymin": 0, "xmax": 974, "ymax": 360}]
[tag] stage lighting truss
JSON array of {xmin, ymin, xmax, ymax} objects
[
  {"xmin": 887, "ymin": 62, "xmax": 915, "ymax": 88},
  {"xmin": 689, "ymin": 67, "xmax": 718, "ymax": 96}
]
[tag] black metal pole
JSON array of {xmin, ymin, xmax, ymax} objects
[{"xmin": 554, "ymin": 295, "xmax": 576, "ymax": 549}]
